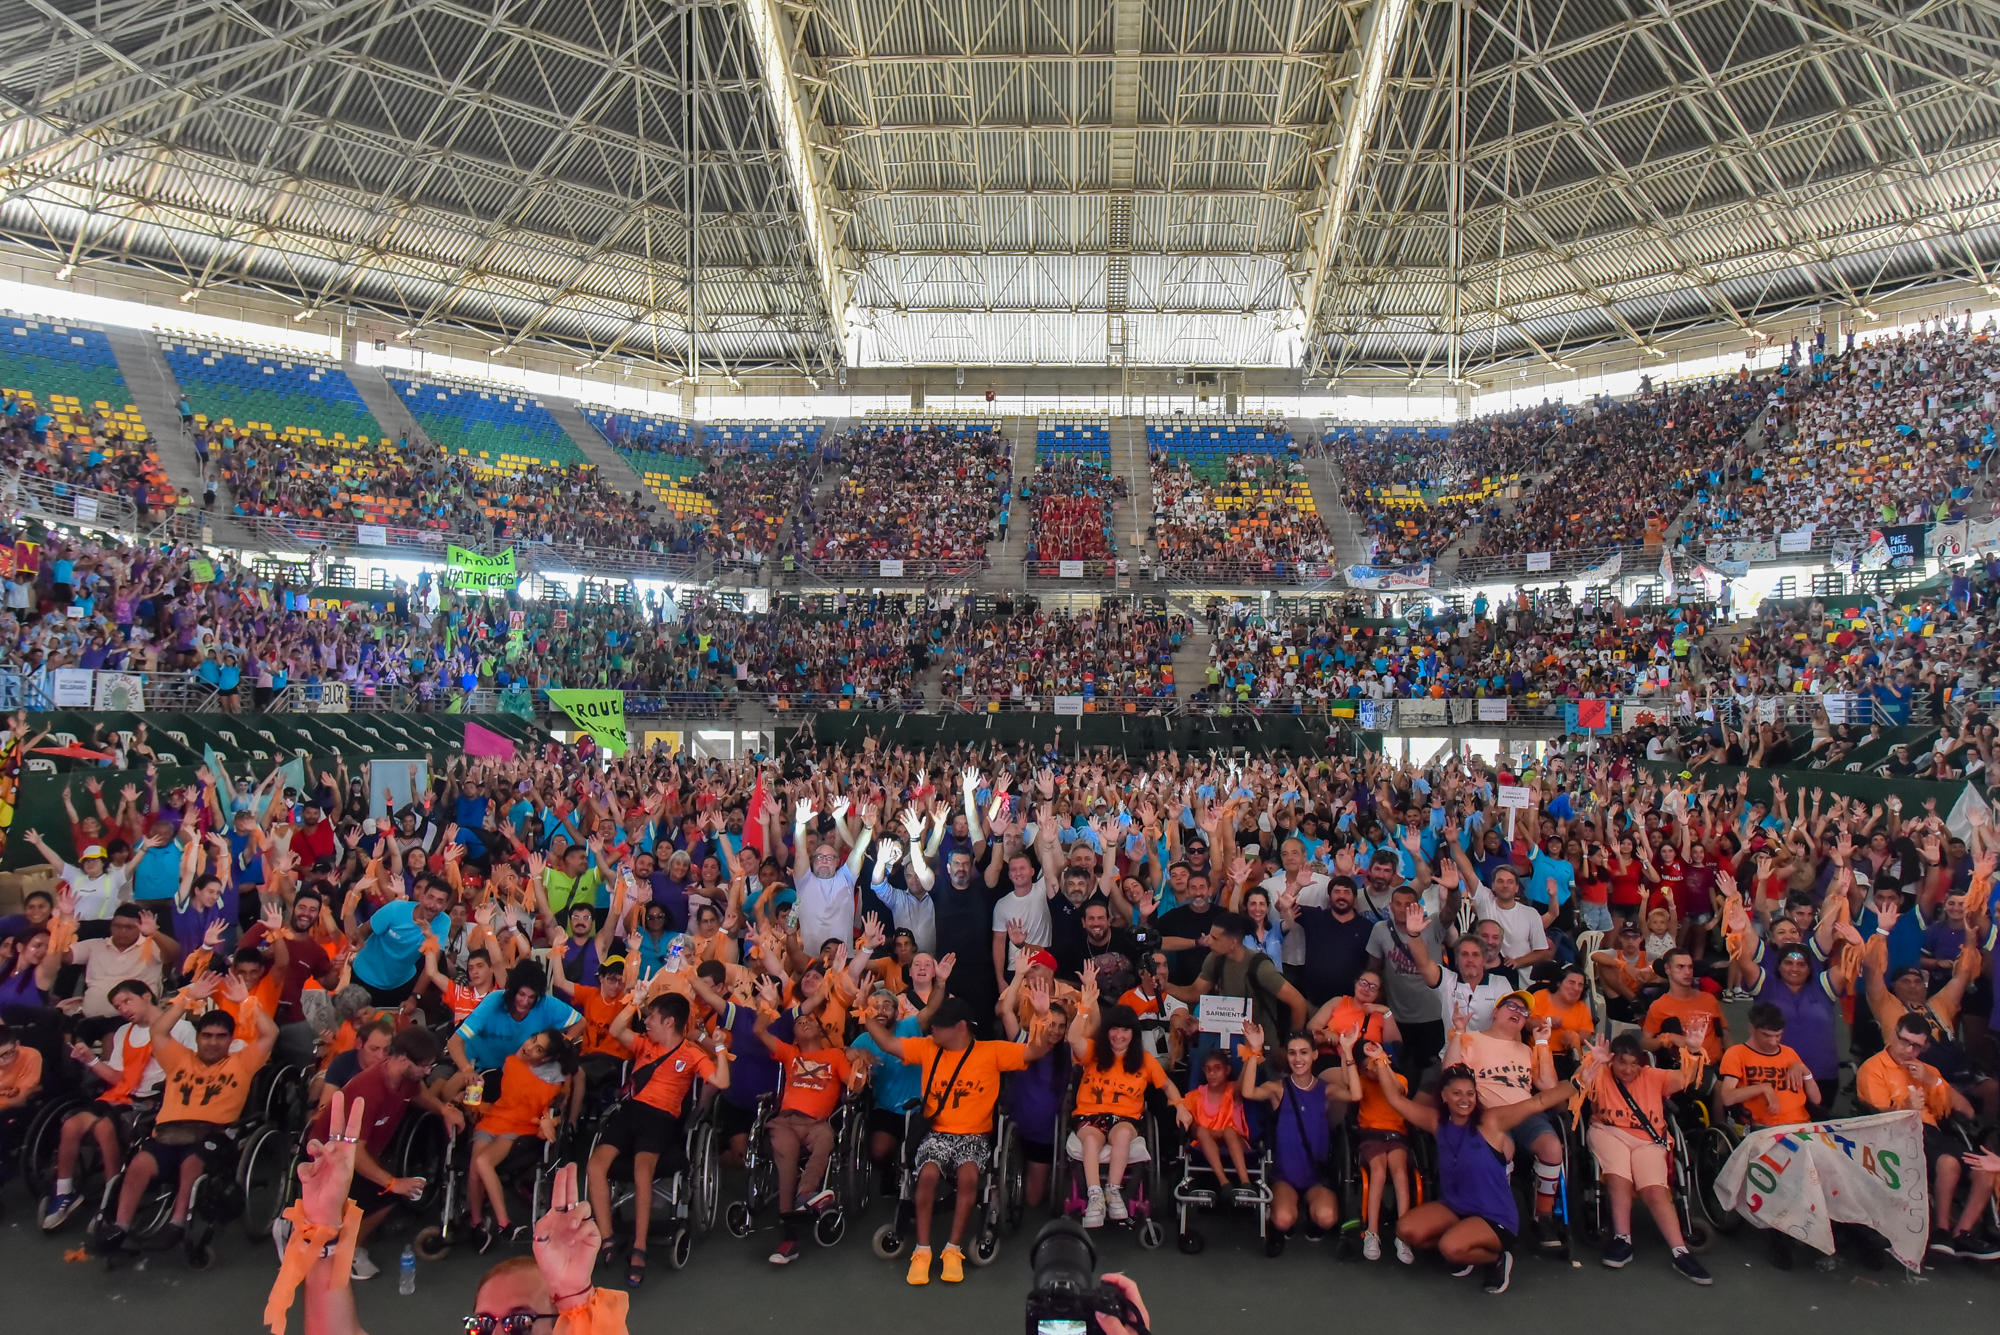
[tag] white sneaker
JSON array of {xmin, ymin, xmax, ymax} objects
[
  {"xmin": 1362, "ymin": 1232, "xmax": 1382, "ymax": 1260},
  {"xmin": 1082, "ymin": 1188, "xmax": 1106, "ymax": 1229},
  {"xmin": 1395, "ymin": 1237, "xmax": 1416, "ymax": 1265},
  {"xmin": 1104, "ymin": 1185, "xmax": 1128, "ymax": 1222},
  {"xmin": 271, "ymin": 1215, "xmax": 292, "ymax": 1265},
  {"xmin": 350, "ymin": 1246, "xmax": 379, "ymax": 1281}
]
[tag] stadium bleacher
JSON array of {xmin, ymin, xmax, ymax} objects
[
  {"xmin": 390, "ymin": 373, "xmax": 589, "ymax": 469},
  {"xmin": 582, "ymin": 407, "xmax": 712, "ymax": 520},
  {"xmin": 1036, "ymin": 413, "xmax": 1112, "ymax": 462},
  {"xmin": 0, "ymin": 318, "xmax": 151, "ymax": 448},
  {"xmin": 162, "ymin": 336, "xmax": 382, "ymax": 446},
  {"xmin": 1146, "ymin": 413, "xmax": 1292, "ymax": 479},
  {"xmin": 704, "ymin": 418, "xmax": 824, "ymax": 458}
]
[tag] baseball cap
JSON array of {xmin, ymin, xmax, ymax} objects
[
  {"xmin": 1027, "ymin": 949, "xmax": 1059, "ymax": 974},
  {"xmin": 80, "ymin": 845, "xmax": 107, "ymax": 861},
  {"xmin": 1496, "ymin": 990, "xmax": 1535, "ymax": 1015}
]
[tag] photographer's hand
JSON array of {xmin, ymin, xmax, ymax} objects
[{"xmin": 1095, "ymin": 1274, "xmax": 1151, "ymax": 1335}]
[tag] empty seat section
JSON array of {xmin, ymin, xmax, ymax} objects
[
  {"xmin": 1, "ymin": 320, "xmax": 151, "ymax": 448},
  {"xmin": 163, "ymin": 339, "xmax": 382, "ymax": 446},
  {"xmin": 389, "ymin": 375, "xmax": 588, "ymax": 469}
]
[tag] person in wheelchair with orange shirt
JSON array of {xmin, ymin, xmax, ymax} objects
[
  {"xmin": 1065, "ymin": 975, "xmax": 1189, "ymax": 1228},
  {"xmin": 1857, "ymin": 1012, "xmax": 2000, "ymax": 1261}
]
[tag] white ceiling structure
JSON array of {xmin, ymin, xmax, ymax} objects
[{"xmin": 0, "ymin": 0, "xmax": 1995, "ymax": 382}]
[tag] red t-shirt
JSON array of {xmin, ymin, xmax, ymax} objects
[{"xmin": 312, "ymin": 1060, "xmax": 422, "ymax": 1158}]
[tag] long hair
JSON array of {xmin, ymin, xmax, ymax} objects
[{"xmin": 1092, "ymin": 1003, "xmax": 1144, "ymax": 1075}]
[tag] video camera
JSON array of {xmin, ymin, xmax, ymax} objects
[{"xmin": 1025, "ymin": 1219, "xmax": 1150, "ymax": 1335}]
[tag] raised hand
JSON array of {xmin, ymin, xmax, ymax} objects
[
  {"xmin": 298, "ymin": 1089, "xmax": 365, "ymax": 1227},
  {"xmin": 532, "ymin": 1163, "xmax": 600, "ymax": 1314},
  {"xmin": 935, "ymin": 952, "xmax": 956, "ymax": 981}
]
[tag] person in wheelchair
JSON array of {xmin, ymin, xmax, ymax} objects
[
  {"xmin": 466, "ymin": 1029, "xmax": 581, "ymax": 1250},
  {"xmin": 296, "ymin": 1025, "xmax": 460, "ymax": 1279},
  {"xmin": 1365, "ymin": 1044, "xmax": 1603, "ymax": 1295},
  {"xmin": 1856, "ymin": 1012, "xmax": 2000, "ymax": 1259},
  {"xmin": 100, "ymin": 970, "xmax": 276, "ymax": 1253},
  {"xmin": 43, "ymin": 979, "xmax": 193, "ymax": 1230},
  {"xmin": 1577, "ymin": 1031, "xmax": 1713, "ymax": 1283},
  {"xmin": 588, "ymin": 986, "xmax": 729, "ymax": 1288},
  {"xmin": 0, "ymin": 1021, "xmax": 44, "ymax": 1179},
  {"xmin": 1184, "ymin": 1048, "xmax": 1255, "ymax": 1204},
  {"xmin": 1238, "ymin": 1019, "xmax": 1357, "ymax": 1255},
  {"xmin": 857, "ymin": 994, "xmax": 1058, "ymax": 1286},
  {"xmin": 1065, "ymin": 979, "xmax": 1187, "ymax": 1229},
  {"xmin": 751, "ymin": 976, "xmax": 854, "ymax": 1265},
  {"xmin": 1353, "ymin": 1032, "xmax": 1414, "ymax": 1262},
  {"xmin": 849, "ymin": 985, "xmax": 940, "ymax": 1198}
]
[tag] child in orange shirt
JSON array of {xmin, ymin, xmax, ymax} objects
[
  {"xmin": 1183, "ymin": 1049, "xmax": 1253, "ymax": 1196},
  {"xmin": 468, "ymin": 1030, "xmax": 579, "ymax": 1246},
  {"xmin": 754, "ymin": 978, "xmax": 854, "ymax": 1265}
]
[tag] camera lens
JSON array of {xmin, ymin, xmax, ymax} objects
[{"xmin": 1029, "ymin": 1217, "xmax": 1097, "ymax": 1294}]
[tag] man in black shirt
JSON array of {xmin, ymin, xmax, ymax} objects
[
  {"xmin": 1047, "ymin": 865, "xmax": 1111, "ymax": 980},
  {"xmin": 1069, "ymin": 901, "xmax": 1142, "ymax": 986},
  {"xmin": 1158, "ymin": 870, "xmax": 1219, "ymax": 986},
  {"xmin": 934, "ymin": 846, "xmax": 1000, "ymax": 1032},
  {"xmin": 1285, "ymin": 875, "xmax": 1374, "ymax": 1007}
]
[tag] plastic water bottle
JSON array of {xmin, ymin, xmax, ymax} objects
[
  {"xmin": 399, "ymin": 1244, "xmax": 416, "ymax": 1295},
  {"xmin": 665, "ymin": 936, "xmax": 687, "ymax": 973}
]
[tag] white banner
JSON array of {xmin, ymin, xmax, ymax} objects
[
  {"xmin": 1058, "ymin": 560, "xmax": 1085, "ymax": 579},
  {"xmin": 1525, "ymin": 551, "xmax": 1552, "ymax": 572},
  {"xmin": 1196, "ymin": 995, "xmax": 1249, "ymax": 1035},
  {"xmin": 1712, "ymin": 1110, "xmax": 1928, "ymax": 1271},
  {"xmin": 1052, "ymin": 694, "xmax": 1085, "ymax": 716},
  {"xmin": 1730, "ymin": 539, "xmax": 1778, "ymax": 563},
  {"xmin": 92, "ymin": 671, "xmax": 145, "ymax": 712},
  {"xmin": 741, "ymin": 587, "xmax": 769, "ymax": 613},
  {"xmin": 72, "ymin": 494, "xmax": 100, "ymax": 522},
  {"xmin": 1497, "ymin": 783, "xmax": 1535, "ymax": 810},
  {"xmin": 1822, "ymin": 693, "xmax": 1857, "ymax": 724},
  {"xmin": 1477, "ymin": 697, "xmax": 1509, "ymax": 722},
  {"xmin": 879, "ymin": 559, "xmax": 905, "ymax": 578},
  {"xmin": 52, "ymin": 667, "xmax": 95, "ymax": 707},
  {"xmin": 1972, "ymin": 518, "xmax": 2000, "ymax": 554},
  {"xmin": 1399, "ymin": 699, "xmax": 1446, "ymax": 728},
  {"xmin": 1756, "ymin": 696, "xmax": 1780, "ymax": 723},
  {"xmin": 1578, "ymin": 551, "xmax": 1622, "ymax": 585},
  {"xmin": 356, "ymin": 524, "xmax": 388, "ymax": 547},
  {"xmin": 1778, "ymin": 525, "xmax": 1816, "ymax": 553},
  {"xmin": 1358, "ymin": 698, "xmax": 1388, "ymax": 730},
  {"xmin": 1622, "ymin": 702, "xmax": 1674, "ymax": 732}
]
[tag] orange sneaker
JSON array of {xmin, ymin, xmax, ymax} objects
[
  {"xmin": 940, "ymin": 1244, "xmax": 965, "ymax": 1283},
  {"xmin": 906, "ymin": 1246, "xmax": 933, "ymax": 1286}
]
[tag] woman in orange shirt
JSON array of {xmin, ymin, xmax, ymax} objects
[
  {"xmin": 1580, "ymin": 1032, "xmax": 1710, "ymax": 1281},
  {"xmin": 1354, "ymin": 1035, "xmax": 1414, "ymax": 1263},
  {"xmin": 468, "ymin": 1030, "xmax": 580, "ymax": 1248},
  {"xmin": 1067, "ymin": 989, "xmax": 1189, "ymax": 1229},
  {"xmin": 1307, "ymin": 969, "xmax": 1399, "ymax": 1068},
  {"xmin": 1182, "ymin": 1049, "xmax": 1253, "ymax": 1198}
]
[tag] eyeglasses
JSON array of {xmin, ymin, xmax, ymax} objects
[{"xmin": 463, "ymin": 1314, "xmax": 557, "ymax": 1335}]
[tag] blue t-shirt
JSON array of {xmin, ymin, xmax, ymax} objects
[
  {"xmin": 453, "ymin": 990, "xmax": 583, "ymax": 1070},
  {"xmin": 132, "ymin": 842, "xmax": 184, "ymax": 901},
  {"xmin": 1525, "ymin": 851, "xmax": 1575, "ymax": 908},
  {"xmin": 352, "ymin": 899, "xmax": 434, "ymax": 989},
  {"xmin": 852, "ymin": 1018, "xmax": 924, "ymax": 1112}
]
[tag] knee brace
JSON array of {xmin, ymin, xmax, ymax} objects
[{"xmin": 1534, "ymin": 1159, "xmax": 1564, "ymax": 1195}]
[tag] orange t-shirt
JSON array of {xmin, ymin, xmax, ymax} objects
[
  {"xmin": 630, "ymin": 1035, "xmax": 716, "ymax": 1118},
  {"xmin": 1855, "ymin": 1051, "xmax": 1953, "ymax": 1126},
  {"xmin": 0, "ymin": 1046, "xmax": 43, "ymax": 1109},
  {"xmin": 1182, "ymin": 1082, "xmax": 1247, "ymax": 1135},
  {"xmin": 1074, "ymin": 1051, "xmax": 1171, "ymax": 1120},
  {"xmin": 1642, "ymin": 992, "xmax": 1725, "ymax": 1063},
  {"xmin": 1530, "ymin": 991, "xmax": 1595, "ymax": 1052},
  {"xmin": 1317, "ymin": 997, "xmax": 1386, "ymax": 1049},
  {"xmin": 154, "ymin": 1035, "xmax": 266, "ymax": 1126},
  {"xmin": 898, "ymin": 1035, "xmax": 1029, "ymax": 1135},
  {"xmin": 1357, "ymin": 1064, "xmax": 1408, "ymax": 1133},
  {"xmin": 772, "ymin": 1041, "xmax": 853, "ymax": 1120},
  {"xmin": 1585, "ymin": 1064, "xmax": 1678, "ymax": 1135},
  {"xmin": 214, "ymin": 975, "xmax": 282, "ymax": 1043},
  {"xmin": 575, "ymin": 986, "xmax": 633, "ymax": 1060},
  {"xmin": 438, "ymin": 980, "xmax": 494, "ymax": 1026},
  {"xmin": 1455, "ymin": 1030, "xmax": 1538, "ymax": 1108},
  {"xmin": 1718, "ymin": 1043, "xmax": 1810, "ymax": 1127},
  {"xmin": 478, "ymin": 1053, "xmax": 568, "ymax": 1137}
]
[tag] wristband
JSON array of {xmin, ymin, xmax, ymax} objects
[{"xmin": 263, "ymin": 1199, "xmax": 362, "ymax": 1335}]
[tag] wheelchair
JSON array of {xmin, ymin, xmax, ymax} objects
[
  {"xmin": 1571, "ymin": 1095, "xmax": 1714, "ymax": 1255},
  {"xmin": 1678, "ymin": 1090, "xmax": 1748, "ymax": 1238},
  {"xmin": 91, "ymin": 1113, "xmax": 259, "ymax": 1270},
  {"xmin": 868, "ymin": 1106, "xmax": 1015, "ymax": 1268},
  {"xmin": 1330, "ymin": 1110, "xmax": 1429, "ymax": 1261},
  {"xmin": 573, "ymin": 1086, "xmax": 722, "ymax": 1272},
  {"xmin": 26, "ymin": 1094, "xmax": 159, "ymax": 1234},
  {"xmin": 722, "ymin": 1082, "xmax": 853, "ymax": 1249},
  {"xmin": 1172, "ymin": 1108, "xmax": 1274, "ymax": 1254},
  {"xmin": 1048, "ymin": 1075, "xmax": 1167, "ymax": 1249},
  {"xmin": 410, "ymin": 1119, "xmax": 574, "ymax": 1261}
]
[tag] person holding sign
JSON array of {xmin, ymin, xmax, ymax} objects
[{"xmin": 1159, "ymin": 910, "xmax": 1308, "ymax": 1058}]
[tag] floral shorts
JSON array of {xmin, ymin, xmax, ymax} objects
[{"xmin": 915, "ymin": 1130, "xmax": 991, "ymax": 1173}]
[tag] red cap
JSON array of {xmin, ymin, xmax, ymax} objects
[{"xmin": 1028, "ymin": 950, "xmax": 1059, "ymax": 974}]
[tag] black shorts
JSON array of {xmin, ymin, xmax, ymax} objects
[
  {"xmin": 866, "ymin": 1106, "xmax": 908, "ymax": 1143},
  {"xmin": 351, "ymin": 1176, "xmax": 404, "ymax": 1215},
  {"xmin": 1020, "ymin": 1137, "xmax": 1054, "ymax": 1165},
  {"xmin": 141, "ymin": 1126, "xmax": 230, "ymax": 1179},
  {"xmin": 600, "ymin": 1101, "xmax": 686, "ymax": 1164},
  {"xmin": 73, "ymin": 1100, "xmax": 138, "ymax": 1138},
  {"xmin": 715, "ymin": 1097, "xmax": 756, "ymax": 1141},
  {"xmin": 359, "ymin": 974, "xmax": 419, "ymax": 1008},
  {"xmin": 1923, "ymin": 1123, "xmax": 1965, "ymax": 1166}
]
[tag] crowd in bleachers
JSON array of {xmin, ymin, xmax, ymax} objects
[
  {"xmin": 805, "ymin": 421, "xmax": 1008, "ymax": 568},
  {"xmin": 1149, "ymin": 450, "xmax": 1332, "ymax": 574},
  {"xmin": 1327, "ymin": 413, "xmax": 1556, "ymax": 564},
  {"xmin": 946, "ymin": 603, "xmax": 1184, "ymax": 707},
  {"xmin": 0, "ymin": 321, "xmax": 177, "ymax": 515},
  {"xmin": 1024, "ymin": 457, "xmax": 1124, "ymax": 569}
]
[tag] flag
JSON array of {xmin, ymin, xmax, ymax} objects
[
  {"xmin": 1711, "ymin": 1111, "xmax": 1928, "ymax": 1272},
  {"xmin": 32, "ymin": 744, "xmax": 115, "ymax": 761},
  {"xmin": 741, "ymin": 770, "xmax": 767, "ymax": 857},
  {"xmin": 464, "ymin": 721, "xmax": 516, "ymax": 758},
  {"xmin": 545, "ymin": 688, "xmax": 628, "ymax": 755}
]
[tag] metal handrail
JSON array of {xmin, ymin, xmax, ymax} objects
[{"xmin": 9, "ymin": 471, "xmax": 140, "ymax": 533}]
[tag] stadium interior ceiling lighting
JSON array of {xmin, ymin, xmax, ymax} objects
[{"xmin": 0, "ymin": 0, "xmax": 1995, "ymax": 382}]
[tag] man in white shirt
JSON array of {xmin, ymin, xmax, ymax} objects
[
  {"xmin": 1469, "ymin": 867, "xmax": 1555, "ymax": 976},
  {"xmin": 1262, "ymin": 836, "xmax": 1330, "ymax": 978},
  {"xmin": 66, "ymin": 904, "xmax": 182, "ymax": 1039},
  {"xmin": 988, "ymin": 850, "xmax": 1052, "ymax": 988},
  {"xmin": 790, "ymin": 798, "xmax": 873, "ymax": 955},
  {"xmin": 1406, "ymin": 903, "xmax": 1514, "ymax": 1033}
]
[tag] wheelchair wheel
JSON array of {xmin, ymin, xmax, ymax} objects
[
  {"xmin": 186, "ymin": 1242, "xmax": 215, "ymax": 1271},
  {"xmin": 724, "ymin": 1200, "xmax": 754, "ymax": 1238},
  {"xmin": 20, "ymin": 1098, "xmax": 83, "ymax": 1199},
  {"xmin": 1048, "ymin": 1138, "xmax": 1071, "ymax": 1220},
  {"xmin": 839, "ymin": 1109, "xmax": 874, "ymax": 1219},
  {"xmin": 665, "ymin": 1225, "xmax": 693, "ymax": 1270},
  {"xmin": 967, "ymin": 1225, "xmax": 1000, "ymax": 1266},
  {"xmin": 1138, "ymin": 1218, "xmax": 1165, "ymax": 1250},
  {"xmin": 996, "ymin": 1123, "xmax": 1026, "ymax": 1234},
  {"xmin": 237, "ymin": 1123, "xmax": 291, "ymax": 1242},
  {"xmin": 1683, "ymin": 1216, "xmax": 1714, "ymax": 1254},
  {"xmin": 870, "ymin": 1222, "xmax": 909, "ymax": 1259},
  {"xmin": 414, "ymin": 1225, "xmax": 451, "ymax": 1261},
  {"xmin": 1177, "ymin": 1227, "xmax": 1205, "ymax": 1254},
  {"xmin": 396, "ymin": 1112, "xmax": 451, "ymax": 1213},
  {"xmin": 689, "ymin": 1122, "xmax": 720, "ymax": 1235},
  {"xmin": 1694, "ymin": 1128, "xmax": 1743, "ymax": 1235},
  {"xmin": 815, "ymin": 1208, "xmax": 846, "ymax": 1247}
]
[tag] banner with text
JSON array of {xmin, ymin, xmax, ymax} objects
[
  {"xmin": 446, "ymin": 546, "xmax": 519, "ymax": 593},
  {"xmin": 1343, "ymin": 563, "xmax": 1432, "ymax": 591},
  {"xmin": 1711, "ymin": 1110, "xmax": 1927, "ymax": 1271},
  {"xmin": 545, "ymin": 689, "xmax": 629, "ymax": 755}
]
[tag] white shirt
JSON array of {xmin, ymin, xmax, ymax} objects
[
  {"xmin": 1472, "ymin": 885, "xmax": 1550, "ymax": 964},
  {"xmin": 1431, "ymin": 966, "xmax": 1513, "ymax": 1033},
  {"xmin": 991, "ymin": 882, "xmax": 1052, "ymax": 972},
  {"xmin": 60, "ymin": 861, "xmax": 128, "ymax": 920},
  {"xmin": 1261, "ymin": 869, "xmax": 1330, "ymax": 967},
  {"xmin": 793, "ymin": 865, "xmax": 859, "ymax": 954},
  {"xmin": 71, "ymin": 935, "xmax": 166, "ymax": 1018},
  {"xmin": 105, "ymin": 1018, "xmax": 199, "ymax": 1098}
]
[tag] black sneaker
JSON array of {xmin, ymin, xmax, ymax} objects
[
  {"xmin": 1672, "ymin": 1251, "xmax": 1713, "ymax": 1285},
  {"xmin": 1601, "ymin": 1235, "xmax": 1634, "ymax": 1268},
  {"xmin": 1955, "ymin": 1231, "xmax": 2000, "ymax": 1261},
  {"xmin": 1484, "ymin": 1252, "xmax": 1514, "ymax": 1294},
  {"xmin": 475, "ymin": 1218, "xmax": 500, "ymax": 1254},
  {"xmin": 1531, "ymin": 1212, "xmax": 1563, "ymax": 1251},
  {"xmin": 1264, "ymin": 1231, "xmax": 1286, "ymax": 1258},
  {"xmin": 1768, "ymin": 1232, "xmax": 1793, "ymax": 1271},
  {"xmin": 1927, "ymin": 1234, "xmax": 1960, "ymax": 1259}
]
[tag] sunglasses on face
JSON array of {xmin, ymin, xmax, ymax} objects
[{"xmin": 463, "ymin": 1315, "xmax": 556, "ymax": 1335}]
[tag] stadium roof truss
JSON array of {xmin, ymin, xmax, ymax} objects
[{"xmin": 0, "ymin": 0, "xmax": 1995, "ymax": 380}]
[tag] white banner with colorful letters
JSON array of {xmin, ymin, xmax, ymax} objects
[{"xmin": 1711, "ymin": 1110, "xmax": 1927, "ymax": 1271}]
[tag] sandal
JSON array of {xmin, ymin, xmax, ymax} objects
[
  {"xmin": 626, "ymin": 1246, "xmax": 648, "ymax": 1288},
  {"xmin": 597, "ymin": 1237, "xmax": 622, "ymax": 1271}
]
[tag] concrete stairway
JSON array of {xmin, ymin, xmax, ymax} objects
[
  {"xmin": 543, "ymin": 397, "xmax": 651, "ymax": 490},
  {"xmin": 102, "ymin": 325, "xmax": 205, "ymax": 499},
  {"xmin": 1115, "ymin": 416, "xmax": 1149, "ymax": 553},
  {"xmin": 1303, "ymin": 454, "xmax": 1369, "ymax": 572},
  {"xmin": 344, "ymin": 362, "xmax": 427, "ymax": 450}
]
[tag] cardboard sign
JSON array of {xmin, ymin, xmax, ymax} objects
[
  {"xmin": 1497, "ymin": 784, "xmax": 1535, "ymax": 810},
  {"xmin": 1197, "ymin": 995, "xmax": 1249, "ymax": 1036}
]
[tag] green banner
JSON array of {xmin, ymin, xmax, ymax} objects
[
  {"xmin": 545, "ymin": 688, "xmax": 628, "ymax": 755},
  {"xmin": 446, "ymin": 545, "xmax": 518, "ymax": 593}
]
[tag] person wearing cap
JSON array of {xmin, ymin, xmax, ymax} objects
[
  {"xmin": 859, "ymin": 994, "xmax": 1059, "ymax": 1285},
  {"xmin": 20, "ymin": 827, "xmax": 125, "ymax": 926},
  {"xmin": 1862, "ymin": 900, "xmax": 1994, "ymax": 1117},
  {"xmin": 1441, "ymin": 987, "xmax": 1566, "ymax": 1249}
]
